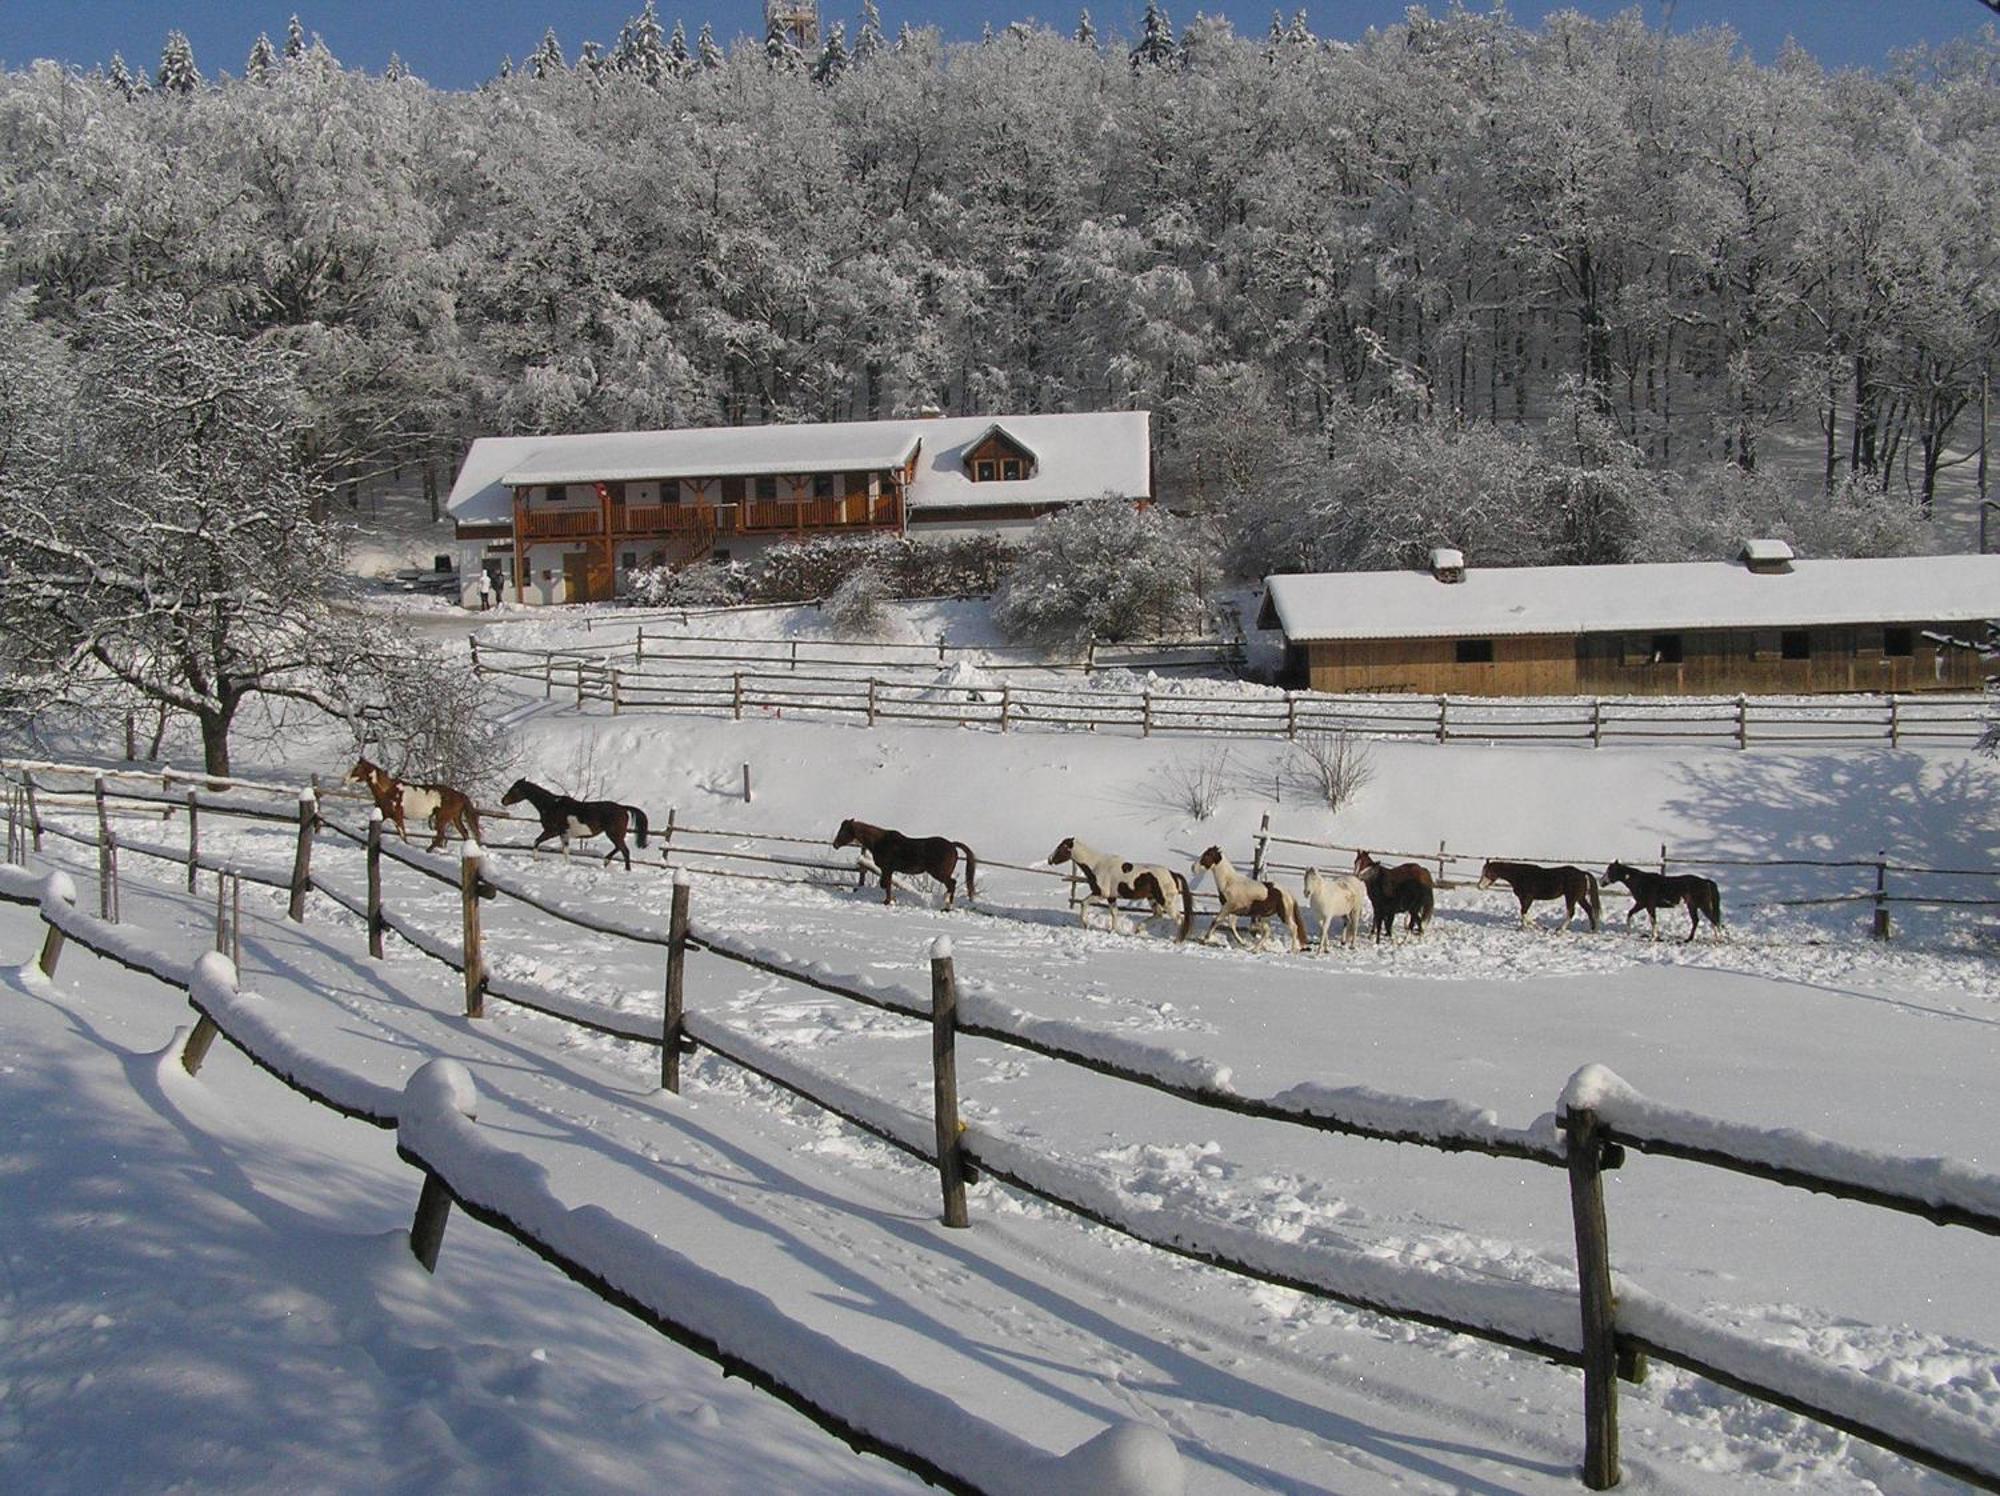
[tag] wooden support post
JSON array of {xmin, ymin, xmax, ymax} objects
[
  {"xmin": 574, "ymin": 662, "xmax": 586, "ymax": 710},
  {"xmin": 662, "ymin": 871, "xmax": 690, "ymax": 1093},
  {"xmin": 544, "ymin": 652, "xmax": 555, "ymax": 699},
  {"xmin": 409, "ymin": 1171, "xmax": 454, "ymax": 1273},
  {"xmin": 469, "ymin": 636, "xmax": 481, "ymax": 673},
  {"xmin": 287, "ymin": 790, "xmax": 316, "ymax": 922},
  {"xmin": 1658, "ymin": 842, "xmax": 1668, "ymax": 875},
  {"xmin": 635, "ymin": 625, "xmax": 645, "ymax": 663},
  {"xmin": 94, "ymin": 772, "xmax": 111, "ymax": 847},
  {"xmin": 367, "ymin": 810, "xmax": 385, "ymax": 959},
  {"xmin": 186, "ymin": 790, "xmax": 200, "ymax": 892},
  {"xmin": 460, "ymin": 845, "xmax": 487, "ymax": 1019},
  {"xmin": 181, "ymin": 1013, "xmax": 221, "ymax": 1076},
  {"xmin": 1873, "ymin": 853, "xmax": 1890, "ymax": 941},
  {"xmin": 104, "ymin": 834, "xmax": 119, "ymax": 923},
  {"xmin": 24, "ymin": 772, "xmax": 41, "ymax": 852},
  {"xmin": 36, "ymin": 877, "xmax": 73, "ymax": 979},
  {"xmin": 929, "ymin": 938, "xmax": 969, "ymax": 1229},
  {"xmin": 1564, "ymin": 1104, "xmax": 1622, "ymax": 1491},
  {"xmin": 1736, "ymin": 695, "xmax": 1748, "ymax": 751},
  {"xmin": 660, "ymin": 807, "xmax": 676, "ymax": 863},
  {"xmin": 97, "ymin": 777, "xmax": 113, "ymax": 920},
  {"xmin": 1250, "ymin": 812, "xmax": 1272, "ymax": 880},
  {"xmin": 1437, "ymin": 839, "xmax": 1447, "ymax": 883},
  {"xmin": 790, "ymin": 638, "xmax": 800, "ymax": 672}
]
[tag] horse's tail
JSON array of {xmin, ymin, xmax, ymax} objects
[
  {"xmin": 1170, "ymin": 871, "xmax": 1193, "ymax": 943},
  {"xmin": 1584, "ymin": 872, "xmax": 1601, "ymax": 930},
  {"xmin": 1707, "ymin": 881, "xmax": 1724, "ymax": 930},
  {"xmin": 1286, "ymin": 890, "xmax": 1307, "ymax": 951},
  {"xmin": 1419, "ymin": 883, "xmax": 1436, "ymax": 932},
  {"xmin": 954, "ymin": 842, "xmax": 977, "ymax": 902},
  {"xmin": 630, "ymin": 805, "xmax": 650, "ymax": 848}
]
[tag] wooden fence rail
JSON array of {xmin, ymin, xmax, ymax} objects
[{"xmin": 13, "ymin": 796, "xmax": 1998, "ymax": 1490}]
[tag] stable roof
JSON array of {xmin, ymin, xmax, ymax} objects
[
  {"xmin": 1260, "ymin": 554, "xmax": 2000, "ymax": 642},
  {"xmin": 445, "ymin": 411, "xmax": 1151, "ymax": 526}
]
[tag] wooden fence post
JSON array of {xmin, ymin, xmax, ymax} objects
[
  {"xmin": 866, "ymin": 676, "xmax": 878, "ymax": 727},
  {"xmin": 94, "ymin": 772, "xmax": 110, "ymax": 851},
  {"xmin": 1564, "ymin": 1104, "xmax": 1622, "ymax": 1491},
  {"xmin": 287, "ymin": 790, "xmax": 316, "ymax": 922},
  {"xmin": 460, "ymin": 844, "xmax": 487, "ymax": 1019},
  {"xmin": 1436, "ymin": 697, "xmax": 1448, "ymax": 743},
  {"xmin": 1736, "ymin": 695, "xmax": 1749, "ymax": 751},
  {"xmin": 733, "ymin": 672, "xmax": 745, "ymax": 720},
  {"xmin": 103, "ymin": 833, "xmax": 120, "ymax": 922},
  {"xmin": 1888, "ymin": 696, "xmax": 1901, "ymax": 748},
  {"xmin": 1285, "ymin": 692, "xmax": 1298, "ymax": 739},
  {"xmin": 23, "ymin": 773, "xmax": 40, "ymax": 853},
  {"xmin": 929, "ymin": 937, "xmax": 970, "ymax": 1229},
  {"xmin": 574, "ymin": 661, "xmax": 587, "ymax": 711},
  {"xmin": 186, "ymin": 789, "xmax": 200, "ymax": 892},
  {"xmin": 1658, "ymin": 842, "xmax": 1668, "ymax": 875},
  {"xmin": 1873, "ymin": 852, "xmax": 1890, "ymax": 941},
  {"xmin": 367, "ymin": 810, "xmax": 385, "ymax": 959},
  {"xmin": 742, "ymin": 763, "xmax": 752, "ymax": 804},
  {"xmin": 409, "ymin": 1171, "xmax": 454, "ymax": 1274},
  {"xmin": 611, "ymin": 668, "xmax": 623, "ymax": 716},
  {"xmin": 636, "ymin": 624, "xmax": 645, "ymax": 663},
  {"xmin": 999, "ymin": 682, "xmax": 1010, "ymax": 732},
  {"xmin": 1142, "ymin": 689, "xmax": 1153, "ymax": 738},
  {"xmin": 469, "ymin": 636, "xmax": 481, "ymax": 674},
  {"xmin": 1437, "ymin": 839, "xmax": 1448, "ymax": 884},
  {"xmin": 37, "ymin": 876, "xmax": 75, "ymax": 978},
  {"xmin": 544, "ymin": 651, "xmax": 555, "ymax": 699},
  {"xmin": 660, "ymin": 807, "xmax": 676, "ymax": 863},
  {"xmin": 1250, "ymin": 812, "xmax": 1272, "ymax": 880},
  {"xmin": 663, "ymin": 870, "xmax": 690, "ymax": 1093},
  {"xmin": 1591, "ymin": 698, "xmax": 1603, "ymax": 748},
  {"xmin": 180, "ymin": 1012, "xmax": 222, "ymax": 1077}
]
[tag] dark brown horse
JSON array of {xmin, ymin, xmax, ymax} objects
[
  {"xmin": 348, "ymin": 757, "xmax": 481, "ymax": 850},
  {"xmin": 1604, "ymin": 861, "xmax": 1724, "ymax": 942},
  {"xmin": 501, "ymin": 778, "xmax": 650, "ymax": 871},
  {"xmin": 1353, "ymin": 850, "xmax": 1435, "ymax": 940},
  {"xmin": 1478, "ymin": 859, "xmax": 1601, "ymax": 932},
  {"xmin": 834, "ymin": 819, "xmax": 977, "ymax": 909}
]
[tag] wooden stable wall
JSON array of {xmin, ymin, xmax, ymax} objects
[{"xmin": 1300, "ymin": 624, "xmax": 1987, "ymax": 696}]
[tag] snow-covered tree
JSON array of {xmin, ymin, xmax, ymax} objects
[
  {"xmin": 157, "ymin": 31, "xmax": 202, "ymax": 95},
  {"xmin": 697, "ymin": 23, "xmax": 724, "ymax": 69},
  {"xmin": 577, "ymin": 40, "xmax": 604, "ymax": 76},
  {"xmin": 813, "ymin": 24, "xmax": 849, "ymax": 85},
  {"xmin": 1130, "ymin": 1, "xmax": 1176, "ymax": 68},
  {"xmin": 284, "ymin": 14, "xmax": 307, "ymax": 60},
  {"xmin": 854, "ymin": 0, "xmax": 886, "ymax": 66},
  {"xmin": 245, "ymin": 33, "xmax": 277, "ymax": 84},
  {"xmin": 766, "ymin": 16, "xmax": 805, "ymax": 72},
  {"xmin": 995, "ymin": 501, "xmax": 1216, "ymax": 647},
  {"xmin": 106, "ymin": 53, "xmax": 139, "ymax": 100},
  {"xmin": 666, "ymin": 20, "xmax": 693, "ymax": 77},
  {"xmin": 529, "ymin": 29, "xmax": 567, "ymax": 78},
  {"xmin": 614, "ymin": 1, "xmax": 668, "ymax": 85},
  {"xmin": 384, "ymin": 51, "xmax": 406, "ymax": 82},
  {"xmin": 1076, "ymin": 10, "xmax": 1097, "ymax": 47}
]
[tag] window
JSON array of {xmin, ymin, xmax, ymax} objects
[
  {"xmin": 1454, "ymin": 638, "xmax": 1494, "ymax": 664},
  {"xmin": 812, "ymin": 473, "xmax": 835, "ymax": 500},
  {"xmin": 1883, "ymin": 627, "xmax": 1914, "ymax": 657},
  {"xmin": 721, "ymin": 477, "xmax": 745, "ymax": 504},
  {"xmin": 975, "ymin": 459, "xmax": 998, "ymax": 482},
  {"xmin": 1651, "ymin": 634, "xmax": 1683, "ymax": 664},
  {"xmin": 1001, "ymin": 458, "xmax": 1023, "ymax": 481},
  {"xmin": 620, "ymin": 551, "xmax": 636, "ymax": 569},
  {"xmin": 755, "ymin": 476, "xmax": 778, "ymax": 502},
  {"xmin": 546, "ymin": 484, "xmax": 568, "ymax": 503},
  {"xmin": 1780, "ymin": 630, "xmax": 1810, "ymax": 661}
]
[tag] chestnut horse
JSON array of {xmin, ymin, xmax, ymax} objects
[
  {"xmin": 1352, "ymin": 850, "xmax": 1435, "ymax": 940},
  {"xmin": 348, "ymin": 757, "xmax": 481, "ymax": 850},
  {"xmin": 834, "ymin": 819, "xmax": 977, "ymax": 909},
  {"xmin": 1603, "ymin": 861, "xmax": 1724, "ymax": 942},
  {"xmin": 1478, "ymin": 859, "xmax": 1601, "ymax": 932}
]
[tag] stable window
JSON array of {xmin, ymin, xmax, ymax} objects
[
  {"xmin": 755, "ymin": 476, "xmax": 778, "ymax": 502},
  {"xmin": 721, "ymin": 477, "xmax": 745, "ymax": 504},
  {"xmin": 1883, "ymin": 627, "xmax": 1914, "ymax": 657},
  {"xmin": 545, "ymin": 484, "xmax": 568, "ymax": 503},
  {"xmin": 1454, "ymin": 638, "xmax": 1494, "ymax": 664},
  {"xmin": 812, "ymin": 473, "xmax": 835, "ymax": 499},
  {"xmin": 975, "ymin": 459, "xmax": 998, "ymax": 482},
  {"xmin": 1651, "ymin": 634, "xmax": 1683, "ymax": 665},
  {"xmin": 1781, "ymin": 630, "xmax": 1811, "ymax": 661}
]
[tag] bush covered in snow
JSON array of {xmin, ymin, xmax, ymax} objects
[
  {"xmin": 993, "ymin": 501, "xmax": 1219, "ymax": 648},
  {"xmin": 626, "ymin": 559, "xmax": 747, "ymax": 608},
  {"xmin": 626, "ymin": 536, "xmax": 1009, "ymax": 610},
  {"xmin": 823, "ymin": 562, "xmax": 893, "ymax": 636}
]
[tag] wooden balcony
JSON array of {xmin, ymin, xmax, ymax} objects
[
  {"xmin": 518, "ymin": 508, "xmax": 603, "ymax": 540},
  {"xmin": 521, "ymin": 496, "xmax": 902, "ymax": 543}
]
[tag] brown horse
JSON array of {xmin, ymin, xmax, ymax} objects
[
  {"xmin": 833, "ymin": 818, "xmax": 977, "ymax": 909},
  {"xmin": 1353, "ymin": 850, "xmax": 1435, "ymax": 940},
  {"xmin": 1478, "ymin": 859, "xmax": 1601, "ymax": 932},
  {"xmin": 501, "ymin": 778, "xmax": 650, "ymax": 871},
  {"xmin": 349, "ymin": 757, "xmax": 481, "ymax": 850},
  {"xmin": 1604, "ymin": 861, "xmax": 1724, "ymax": 942}
]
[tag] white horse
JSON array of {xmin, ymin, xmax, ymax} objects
[
  {"xmin": 1192, "ymin": 846, "xmax": 1307, "ymax": 952},
  {"xmin": 1302, "ymin": 867, "xmax": 1370, "ymax": 953},
  {"xmin": 1047, "ymin": 836, "xmax": 1192, "ymax": 941}
]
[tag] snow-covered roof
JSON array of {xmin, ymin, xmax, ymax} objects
[
  {"xmin": 446, "ymin": 411, "xmax": 1151, "ymax": 525},
  {"xmin": 1261, "ymin": 554, "xmax": 2000, "ymax": 641}
]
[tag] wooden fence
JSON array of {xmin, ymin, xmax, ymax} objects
[
  {"xmin": 8, "ymin": 777, "xmax": 1999, "ymax": 1491},
  {"xmin": 469, "ymin": 650, "xmax": 1992, "ymax": 750}
]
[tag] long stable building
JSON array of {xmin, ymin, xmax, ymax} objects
[
  {"xmin": 446, "ymin": 410, "xmax": 1152, "ymax": 605},
  {"xmin": 1259, "ymin": 545, "xmax": 2000, "ymax": 696}
]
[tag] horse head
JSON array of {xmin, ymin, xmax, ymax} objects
[
  {"xmin": 833, "ymin": 818, "xmax": 859, "ymax": 849},
  {"xmin": 1304, "ymin": 867, "xmax": 1324, "ymax": 898},
  {"xmin": 500, "ymin": 778, "xmax": 532, "ymax": 806},
  {"xmin": 1604, "ymin": 861, "xmax": 1631, "ymax": 886},
  {"xmin": 1353, "ymin": 850, "xmax": 1378, "ymax": 875},
  {"xmin": 348, "ymin": 757, "xmax": 379, "ymax": 785},
  {"xmin": 1046, "ymin": 836, "xmax": 1075, "ymax": 867},
  {"xmin": 1477, "ymin": 859, "xmax": 1500, "ymax": 888}
]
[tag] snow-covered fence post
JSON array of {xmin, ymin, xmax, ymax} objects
[
  {"xmin": 928, "ymin": 937, "xmax": 970, "ymax": 1229},
  {"xmin": 181, "ymin": 956, "xmax": 230, "ymax": 1078},
  {"xmin": 1249, "ymin": 812, "xmax": 1272, "ymax": 880},
  {"xmin": 1591, "ymin": 699, "xmax": 1603, "ymax": 748},
  {"xmin": 635, "ymin": 625, "xmax": 645, "ymax": 663},
  {"xmin": 1736, "ymin": 695, "xmax": 1749, "ymax": 751},
  {"xmin": 866, "ymin": 676, "xmax": 878, "ymax": 727},
  {"xmin": 733, "ymin": 671, "xmax": 745, "ymax": 720},
  {"xmin": 186, "ymin": 789, "xmax": 200, "ymax": 892},
  {"xmin": 611, "ymin": 668, "xmax": 622, "ymax": 716},
  {"xmin": 460, "ymin": 843, "xmax": 488, "ymax": 1019},
  {"xmin": 366, "ymin": 810, "xmax": 385, "ymax": 959},
  {"xmin": 36, "ymin": 872, "xmax": 76, "ymax": 978},
  {"xmin": 287, "ymin": 789, "xmax": 317, "ymax": 922},
  {"xmin": 23, "ymin": 772, "xmax": 40, "ymax": 853},
  {"xmin": 1888, "ymin": 695, "xmax": 1901, "ymax": 748},
  {"xmin": 1873, "ymin": 852, "xmax": 1890, "ymax": 941},
  {"xmin": 662, "ymin": 869, "xmax": 690, "ymax": 1093},
  {"xmin": 103, "ymin": 832, "xmax": 120, "ymax": 922},
  {"xmin": 1141, "ymin": 688, "xmax": 1153, "ymax": 737},
  {"xmin": 1562, "ymin": 1097, "xmax": 1623, "ymax": 1490},
  {"xmin": 1435, "ymin": 696, "xmax": 1449, "ymax": 743}
]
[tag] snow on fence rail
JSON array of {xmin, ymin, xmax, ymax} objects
[
  {"xmin": 9, "ymin": 793, "xmax": 1999, "ymax": 1492},
  {"xmin": 468, "ymin": 650, "xmax": 1991, "ymax": 750}
]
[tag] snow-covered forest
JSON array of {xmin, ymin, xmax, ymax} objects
[{"xmin": 2, "ymin": 4, "xmax": 1995, "ymax": 577}]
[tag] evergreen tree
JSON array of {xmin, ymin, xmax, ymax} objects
[
  {"xmin": 813, "ymin": 23, "xmax": 849, "ymax": 84},
  {"xmin": 667, "ymin": 20, "xmax": 693, "ymax": 77},
  {"xmin": 765, "ymin": 17, "xmax": 803, "ymax": 72},
  {"xmin": 618, "ymin": 1, "xmax": 668, "ymax": 85},
  {"xmin": 529, "ymin": 28, "xmax": 567, "ymax": 78},
  {"xmin": 1075, "ymin": 9, "xmax": 1097, "ymax": 46},
  {"xmin": 384, "ymin": 51, "xmax": 407, "ymax": 82},
  {"xmin": 1286, "ymin": 9, "xmax": 1313, "ymax": 48},
  {"xmin": 577, "ymin": 40, "xmax": 604, "ymax": 75},
  {"xmin": 496, "ymin": 55, "xmax": 513, "ymax": 81},
  {"xmin": 284, "ymin": 14, "xmax": 306, "ymax": 60},
  {"xmin": 157, "ymin": 30, "xmax": 202, "ymax": 94},
  {"xmin": 1129, "ymin": 0, "xmax": 1176, "ymax": 68},
  {"xmin": 853, "ymin": 0, "xmax": 886, "ymax": 65},
  {"xmin": 106, "ymin": 53, "xmax": 138, "ymax": 101},
  {"xmin": 895, "ymin": 21, "xmax": 916, "ymax": 49},
  {"xmin": 697, "ymin": 23, "xmax": 724, "ymax": 69},
  {"xmin": 245, "ymin": 32, "xmax": 277, "ymax": 83}
]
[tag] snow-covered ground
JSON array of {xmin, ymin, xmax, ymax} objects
[{"xmin": 5, "ymin": 602, "xmax": 1997, "ymax": 1493}]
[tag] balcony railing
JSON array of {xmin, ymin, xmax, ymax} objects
[
  {"xmin": 525, "ymin": 496, "xmax": 902, "ymax": 542},
  {"xmin": 518, "ymin": 508, "xmax": 603, "ymax": 540}
]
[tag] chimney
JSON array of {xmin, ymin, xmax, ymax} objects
[
  {"xmin": 1430, "ymin": 547, "xmax": 1466, "ymax": 584},
  {"xmin": 1740, "ymin": 538, "xmax": 1794, "ymax": 575}
]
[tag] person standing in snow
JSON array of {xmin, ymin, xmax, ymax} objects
[{"xmin": 477, "ymin": 569, "xmax": 494, "ymax": 611}]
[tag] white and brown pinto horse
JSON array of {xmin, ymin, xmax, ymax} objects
[
  {"xmin": 1047, "ymin": 836, "xmax": 1192, "ymax": 941},
  {"xmin": 1193, "ymin": 846, "xmax": 1307, "ymax": 951},
  {"xmin": 1302, "ymin": 867, "xmax": 1370, "ymax": 953},
  {"xmin": 349, "ymin": 757, "xmax": 481, "ymax": 850}
]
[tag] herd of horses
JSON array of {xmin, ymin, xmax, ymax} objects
[{"xmin": 346, "ymin": 757, "xmax": 1723, "ymax": 951}]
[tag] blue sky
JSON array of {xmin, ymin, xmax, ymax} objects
[{"xmin": 0, "ymin": 2, "xmax": 1989, "ymax": 88}]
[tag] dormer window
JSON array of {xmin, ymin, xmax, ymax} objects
[
  {"xmin": 964, "ymin": 424, "xmax": 1036, "ymax": 483},
  {"xmin": 975, "ymin": 460, "xmax": 998, "ymax": 482}
]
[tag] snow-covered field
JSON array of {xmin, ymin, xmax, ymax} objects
[{"xmin": 4, "ymin": 602, "xmax": 1997, "ymax": 1493}]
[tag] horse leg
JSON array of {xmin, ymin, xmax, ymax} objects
[
  {"xmin": 1315, "ymin": 912, "xmax": 1330, "ymax": 956},
  {"xmin": 941, "ymin": 872, "xmax": 956, "ymax": 911},
  {"xmin": 427, "ymin": 810, "xmax": 447, "ymax": 851},
  {"xmin": 881, "ymin": 869, "xmax": 894, "ymax": 906}
]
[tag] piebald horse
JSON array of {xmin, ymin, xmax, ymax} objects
[
  {"xmin": 1047, "ymin": 836, "xmax": 1192, "ymax": 941},
  {"xmin": 501, "ymin": 778, "xmax": 650, "ymax": 871},
  {"xmin": 1193, "ymin": 846, "xmax": 1307, "ymax": 952},
  {"xmin": 1302, "ymin": 867, "xmax": 1370, "ymax": 953},
  {"xmin": 348, "ymin": 757, "xmax": 481, "ymax": 851},
  {"xmin": 833, "ymin": 819, "xmax": 977, "ymax": 909}
]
